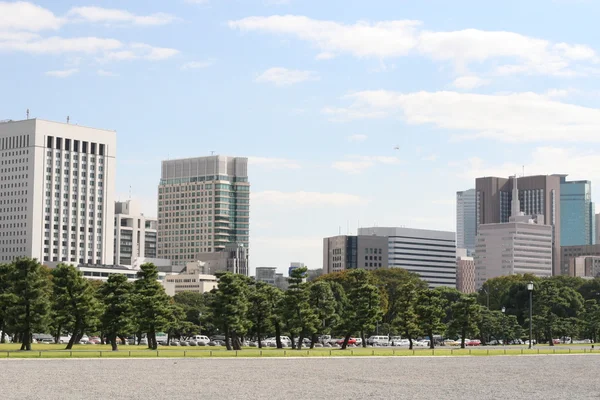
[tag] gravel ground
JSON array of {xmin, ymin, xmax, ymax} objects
[{"xmin": 2, "ymin": 355, "xmax": 600, "ymax": 400}]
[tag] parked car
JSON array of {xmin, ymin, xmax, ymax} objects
[
  {"xmin": 190, "ymin": 335, "xmax": 210, "ymax": 345},
  {"xmin": 488, "ymin": 339, "xmax": 503, "ymax": 345},
  {"xmin": 336, "ymin": 337, "xmax": 357, "ymax": 346},
  {"xmin": 390, "ymin": 336, "xmax": 402, "ymax": 346},
  {"xmin": 467, "ymin": 339, "xmax": 481, "ymax": 346},
  {"xmin": 40, "ymin": 338, "xmax": 55, "ymax": 344},
  {"xmin": 415, "ymin": 340, "xmax": 430, "ymax": 347},
  {"xmin": 444, "ymin": 339, "xmax": 460, "ymax": 346},
  {"xmin": 367, "ymin": 336, "xmax": 389, "ymax": 346},
  {"xmin": 355, "ymin": 337, "xmax": 363, "ymax": 346}
]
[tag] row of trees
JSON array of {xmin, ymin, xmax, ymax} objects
[{"xmin": 1, "ymin": 258, "xmax": 600, "ymax": 351}]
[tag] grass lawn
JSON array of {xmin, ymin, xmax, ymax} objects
[{"xmin": 0, "ymin": 343, "xmax": 599, "ymax": 359}]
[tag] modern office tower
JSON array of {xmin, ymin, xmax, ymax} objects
[
  {"xmin": 322, "ymin": 235, "xmax": 389, "ymax": 275},
  {"xmin": 114, "ymin": 199, "xmax": 159, "ymax": 266},
  {"xmin": 255, "ymin": 266, "xmax": 277, "ymax": 284},
  {"xmin": 456, "ymin": 248, "xmax": 476, "ymax": 293},
  {"xmin": 475, "ymin": 176, "xmax": 553, "ymax": 289},
  {"xmin": 559, "ymin": 176, "xmax": 595, "ymax": 246},
  {"xmin": 596, "ymin": 214, "xmax": 600, "ymax": 244},
  {"xmin": 357, "ymin": 227, "xmax": 456, "ymax": 288},
  {"xmin": 456, "ymin": 189, "xmax": 476, "ymax": 254},
  {"xmin": 0, "ymin": 118, "xmax": 116, "ymax": 265},
  {"xmin": 476, "ymin": 174, "xmax": 562, "ymax": 275},
  {"xmin": 194, "ymin": 243, "xmax": 249, "ymax": 276},
  {"xmin": 157, "ymin": 155, "xmax": 250, "ymax": 268},
  {"xmin": 560, "ymin": 243, "xmax": 600, "ymax": 276}
]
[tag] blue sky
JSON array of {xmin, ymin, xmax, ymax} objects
[{"xmin": 3, "ymin": 0, "xmax": 600, "ymax": 275}]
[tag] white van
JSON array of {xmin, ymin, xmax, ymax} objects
[
  {"xmin": 367, "ymin": 336, "xmax": 389, "ymax": 346},
  {"xmin": 191, "ymin": 335, "xmax": 210, "ymax": 344}
]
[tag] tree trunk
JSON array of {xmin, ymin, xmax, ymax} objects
[
  {"xmin": 110, "ymin": 333, "xmax": 118, "ymax": 351},
  {"xmin": 341, "ymin": 332, "xmax": 351, "ymax": 350},
  {"xmin": 256, "ymin": 320, "xmax": 262, "ymax": 349},
  {"xmin": 150, "ymin": 330, "xmax": 158, "ymax": 350},
  {"xmin": 65, "ymin": 321, "xmax": 81, "ymax": 350},
  {"xmin": 310, "ymin": 332, "xmax": 318, "ymax": 349},
  {"xmin": 460, "ymin": 326, "xmax": 467, "ymax": 349},
  {"xmin": 290, "ymin": 335, "xmax": 296, "ymax": 350},
  {"xmin": 407, "ymin": 332, "xmax": 413, "ymax": 350},
  {"xmin": 225, "ymin": 326, "xmax": 232, "ymax": 351},
  {"xmin": 100, "ymin": 331, "xmax": 105, "ymax": 345},
  {"xmin": 361, "ymin": 330, "xmax": 366, "ymax": 348},
  {"xmin": 232, "ymin": 333, "xmax": 242, "ymax": 350},
  {"xmin": 429, "ymin": 330, "xmax": 435, "ymax": 349},
  {"xmin": 297, "ymin": 330, "xmax": 305, "ymax": 350},
  {"xmin": 54, "ymin": 325, "xmax": 61, "ymax": 345},
  {"xmin": 274, "ymin": 322, "xmax": 282, "ymax": 349}
]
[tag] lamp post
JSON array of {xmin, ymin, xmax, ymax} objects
[
  {"xmin": 527, "ymin": 282, "xmax": 534, "ymax": 349},
  {"xmin": 501, "ymin": 306, "xmax": 506, "ymax": 346},
  {"xmin": 198, "ymin": 312, "xmax": 202, "ymax": 335}
]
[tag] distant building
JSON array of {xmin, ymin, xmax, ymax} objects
[
  {"xmin": 559, "ymin": 176, "xmax": 595, "ymax": 247},
  {"xmin": 194, "ymin": 243, "xmax": 249, "ymax": 276},
  {"xmin": 114, "ymin": 200, "xmax": 163, "ymax": 267},
  {"xmin": 255, "ymin": 267, "xmax": 277, "ymax": 285},
  {"xmin": 456, "ymin": 249, "xmax": 476, "ymax": 293},
  {"xmin": 274, "ymin": 273, "xmax": 288, "ymax": 291},
  {"xmin": 456, "ymin": 189, "xmax": 476, "ymax": 254},
  {"xmin": 358, "ymin": 227, "xmax": 456, "ymax": 288},
  {"xmin": 322, "ymin": 235, "xmax": 389, "ymax": 275},
  {"xmin": 476, "ymin": 174, "xmax": 561, "ymax": 275},
  {"xmin": 163, "ymin": 262, "xmax": 218, "ymax": 296},
  {"xmin": 475, "ymin": 176, "xmax": 553, "ymax": 289},
  {"xmin": 70, "ymin": 264, "xmax": 166, "ymax": 283},
  {"xmin": 570, "ymin": 256, "xmax": 600, "ymax": 278},
  {"xmin": 561, "ymin": 244, "xmax": 600, "ymax": 276},
  {"xmin": 289, "ymin": 262, "xmax": 305, "ymax": 276},
  {"xmin": 596, "ymin": 214, "xmax": 600, "ymax": 244},
  {"xmin": 306, "ymin": 268, "xmax": 323, "ymax": 281}
]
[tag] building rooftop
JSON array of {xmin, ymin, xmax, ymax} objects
[{"xmin": 0, "ymin": 117, "xmax": 116, "ymax": 132}]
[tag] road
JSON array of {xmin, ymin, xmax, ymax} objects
[{"xmin": 2, "ymin": 355, "xmax": 600, "ymax": 399}]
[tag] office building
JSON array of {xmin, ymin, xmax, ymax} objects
[
  {"xmin": 560, "ymin": 244, "xmax": 600, "ymax": 276},
  {"xmin": 114, "ymin": 199, "xmax": 161, "ymax": 266},
  {"xmin": 596, "ymin": 214, "xmax": 600, "ymax": 244},
  {"xmin": 456, "ymin": 189, "xmax": 476, "ymax": 254},
  {"xmin": 289, "ymin": 262, "xmax": 305, "ymax": 276},
  {"xmin": 0, "ymin": 118, "xmax": 116, "ymax": 264},
  {"xmin": 570, "ymin": 256, "xmax": 600, "ymax": 278},
  {"xmin": 358, "ymin": 227, "xmax": 456, "ymax": 288},
  {"xmin": 255, "ymin": 266, "xmax": 277, "ymax": 285},
  {"xmin": 475, "ymin": 176, "xmax": 553, "ymax": 288},
  {"xmin": 560, "ymin": 176, "xmax": 595, "ymax": 246},
  {"xmin": 157, "ymin": 155, "xmax": 250, "ymax": 268},
  {"xmin": 274, "ymin": 273, "xmax": 289, "ymax": 291},
  {"xmin": 476, "ymin": 174, "xmax": 561, "ymax": 275},
  {"xmin": 194, "ymin": 243, "xmax": 249, "ymax": 276},
  {"xmin": 456, "ymin": 248, "xmax": 476, "ymax": 294},
  {"xmin": 163, "ymin": 261, "xmax": 218, "ymax": 296},
  {"xmin": 322, "ymin": 235, "xmax": 389, "ymax": 275}
]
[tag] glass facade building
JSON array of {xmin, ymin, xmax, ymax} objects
[
  {"xmin": 560, "ymin": 177, "xmax": 595, "ymax": 246},
  {"xmin": 456, "ymin": 189, "xmax": 476, "ymax": 254}
]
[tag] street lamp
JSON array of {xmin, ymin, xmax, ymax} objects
[
  {"xmin": 527, "ymin": 282, "xmax": 534, "ymax": 349},
  {"xmin": 501, "ymin": 307, "xmax": 506, "ymax": 346}
]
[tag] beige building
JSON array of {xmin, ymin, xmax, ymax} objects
[
  {"xmin": 457, "ymin": 255, "xmax": 476, "ymax": 293},
  {"xmin": 570, "ymin": 256, "xmax": 600, "ymax": 278},
  {"xmin": 323, "ymin": 235, "xmax": 389, "ymax": 275},
  {"xmin": 114, "ymin": 200, "xmax": 160, "ymax": 266},
  {"xmin": 561, "ymin": 244, "xmax": 600, "ymax": 276},
  {"xmin": 255, "ymin": 266, "xmax": 277, "ymax": 284},
  {"xmin": 194, "ymin": 242, "xmax": 249, "ymax": 275},
  {"xmin": 475, "ymin": 177, "xmax": 553, "ymax": 289},
  {"xmin": 163, "ymin": 261, "xmax": 218, "ymax": 296}
]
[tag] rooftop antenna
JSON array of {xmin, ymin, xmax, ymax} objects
[
  {"xmin": 129, "ymin": 186, "xmax": 132, "ymax": 200},
  {"xmin": 26, "ymin": 109, "xmax": 29, "ymax": 120},
  {"xmin": 522, "ymin": 165, "xmax": 525, "ymax": 177},
  {"xmin": 347, "ymin": 220, "xmax": 349, "ymax": 234},
  {"xmin": 66, "ymin": 116, "xmax": 70, "ymax": 124},
  {"xmin": 339, "ymin": 226, "xmax": 341, "ymax": 235},
  {"xmin": 210, "ymin": 151, "xmax": 215, "ymax": 155}
]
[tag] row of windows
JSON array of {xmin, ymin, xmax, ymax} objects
[
  {"xmin": 0, "ymin": 135, "xmax": 29, "ymax": 150},
  {"xmin": 47, "ymin": 136, "xmax": 106, "ymax": 156}
]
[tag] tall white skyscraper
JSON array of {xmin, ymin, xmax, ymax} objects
[
  {"xmin": 0, "ymin": 118, "xmax": 116, "ymax": 264},
  {"xmin": 456, "ymin": 188, "xmax": 476, "ymax": 254},
  {"xmin": 157, "ymin": 155, "xmax": 250, "ymax": 268}
]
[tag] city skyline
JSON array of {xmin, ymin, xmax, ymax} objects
[{"xmin": 3, "ymin": 1, "xmax": 600, "ymax": 274}]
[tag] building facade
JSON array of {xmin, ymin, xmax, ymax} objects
[
  {"xmin": 456, "ymin": 189, "xmax": 476, "ymax": 254},
  {"xmin": 559, "ymin": 176, "xmax": 595, "ymax": 247},
  {"xmin": 114, "ymin": 200, "xmax": 159, "ymax": 266},
  {"xmin": 157, "ymin": 155, "xmax": 250, "ymax": 268},
  {"xmin": 194, "ymin": 243, "xmax": 249, "ymax": 276},
  {"xmin": 163, "ymin": 262, "xmax": 218, "ymax": 296},
  {"xmin": 255, "ymin": 266, "xmax": 277, "ymax": 284},
  {"xmin": 358, "ymin": 227, "xmax": 457, "ymax": 288},
  {"xmin": 456, "ymin": 256, "xmax": 476, "ymax": 294},
  {"xmin": 289, "ymin": 262, "xmax": 305, "ymax": 276},
  {"xmin": 322, "ymin": 235, "xmax": 389, "ymax": 275},
  {"xmin": 476, "ymin": 175, "xmax": 562, "ymax": 275},
  {"xmin": 0, "ymin": 119, "xmax": 116, "ymax": 265},
  {"xmin": 571, "ymin": 256, "xmax": 600, "ymax": 278},
  {"xmin": 560, "ymin": 244, "xmax": 600, "ymax": 276}
]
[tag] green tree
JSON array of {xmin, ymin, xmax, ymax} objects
[
  {"xmin": 51, "ymin": 264, "xmax": 100, "ymax": 350},
  {"xmin": 173, "ymin": 291, "xmax": 206, "ymax": 329},
  {"xmin": 211, "ymin": 272, "xmax": 252, "ymax": 350},
  {"xmin": 4, "ymin": 258, "xmax": 51, "ymax": 350},
  {"xmin": 100, "ymin": 274, "xmax": 134, "ymax": 351},
  {"xmin": 0, "ymin": 263, "xmax": 15, "ymax": 344},
  {"xmin": 581, "ymin": 299, "xmax": 600, "ymax": 343},
  {"xmin": 392, "ymin": 280, "xmax": 421, "ymax": 349},
  {"xmin": 248, "ymin": 281, "xmax": 278, "ymax": 348},
  {"xmin": 448, "ymin": 294, "xmax": 482, "ymax": 348},
  {"xmin": 415, "ymin": 289, "xmax": 445, "ymax": 349},
  {"xmin": 133, "ymin": 263, "xmax": 173, "ymax": 350},
  {"xmin": 283, "ymin": 267, "xmax": 319, "ymax": 349},
  {"xmin": 307, "ymin": 280, "xmax": 337, "ymax": 348}
]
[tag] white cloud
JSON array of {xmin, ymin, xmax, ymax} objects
[
  {"xmin": 332, "ymin": 155, "xmax": 401, "ymax": 174},
  {"xmin": 0, "ymin": 1, "xmax": 64, "ymax": 32},
  {"xmin": 97, "ymin": 69, "xmax": 118, "ymax": 77},
  {"xmin": 131, "ymin": 43, "xmax": 179, "ymax": 60},
  {"xmin": 325, "ymin": 90, "xmax": 600, "ymax": 143},
  {"xmin": 255, "ymin": 67, "xmax": 319, "ymax": 86},
  {"xmin": 0, "ymin": 35, "xmax": 123, "ymax": 54},
  {"xmin": 248, "ymin": 156, "xmax": 301, "ymax": 169},
  {"xmin": 67, "ymin": 7, "xmax": 176, "ymax": 26},
  {"xmin": 229, "ymin": 15, "xmax": 598, "ymax": 77},
  {"xmin": 181, "ymin": 60, "xmax": 215, "ymax": 70},
  {"xmin": 45, "ymin": 68, "xmax": 78, "ymax": 78},
  {"xmin": 451, "ymin": 75, "xmax": 490, "ymax": 89},
  {"xmin": 252, "ymin": 191, "xmax": 367, "ymax": 207},
  {"xmin": 347, "ymin": 134, "xmax": 368, "ymax": 142}
]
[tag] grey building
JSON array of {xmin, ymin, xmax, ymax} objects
[
  {"xmin": 456, "ymin": 189, "xmax": 476, "ymax": 254},
  {"xmin": 194, "ymin": 242, "xmax": 249, "ymax": 276},
  {"xmin": 114, "ymin": 199, "xmax": 159, "ymax": 266},
  {"xmin": 476, "ymin": 174, "xmax": 562, "ymax": 275},
  {"xmin": 358, "ymin": 227, "xmax": 457, "ymax": 288},
  {"xmin": 157, "ymin": 155, "xmax": 250, "ymax": 268},
  {"xmin": 560, "ymin": 244, "xmax": 600, "ymax": 276},
  {"xmin": 322, "ymin": 235, "xmax": 389, "ymax": 275},
  {"xmin": 255, "ymin": 266, "xmax": 277, "ymax": 285}
]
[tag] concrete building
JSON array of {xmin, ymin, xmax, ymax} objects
[
  {"xmin": 358, "ymin": 227, "xmax": 456, "ymax": 288},
  {"xmin": 475, "ymin": 176, "xmax": 553, "ymax": 289},
  {"xmin": 0, "ymin": 118, "xmax": 116, "ymax": 264},
  {"xmin": 559, "ymin": 176, "xmax": 595, "ymax": 247},
  {"xmin": 255, "ymin": 266, "xmax": 277, "ymax": 285},
  {"xmin": 456, "ymin": 248, "xmax": 476, "ymax": 293},
  {"xmin": 456, "ymin": 189, "xmax": 476, "ymax": 254},
  {"xmin": 289, "ymin": 262, "xmax": 305, "ymax": 276},
  {"xmin": 194, "ymin": 243, "xmax": 249, "ymax": 276},
  {"xmin": 163, "ymin": 261, "xmax": 218, "ymax": 296},
  {"xmin": 560, "ymin": 244, "xmax": 600, "ymax": 276},
  {"xmin": 73, "ymin": 263, "xmax": 167, "ymax": 283},
  {"xmin": 476, "ymin": 174, "xmax": 561, "ymax": 275},
  {"xmin": 322, "ymin": 235, "xmax": 389, "ymax": 275},
  {"xmin": 596, "ymin": 214, "xmax": 600, "ymax": 244},
  {"xmin": 274, "ymin": 273, "xmax": 288, "ymax": 291},
  {"xmin": 570, "ymin": 256, "xmax": 600, "ymax": 278},
  {"xmin": 114, "ymin": 200, "xmax": 160, "ymax": 266},
  {"xmin": 157, "ymin": 155, "xmax": 250, "ymax": 268}
]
